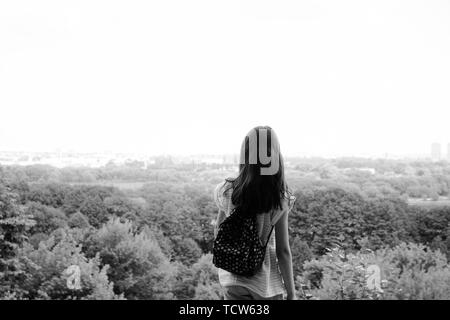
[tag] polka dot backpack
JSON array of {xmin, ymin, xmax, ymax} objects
[{"xmin": 213, "ymin": 208, "xmax": 274, "ymax": 277}]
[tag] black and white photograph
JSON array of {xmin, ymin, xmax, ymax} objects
[{"xmin": 1, "ymin": 0, "xmax": 450, "ymax": 308}]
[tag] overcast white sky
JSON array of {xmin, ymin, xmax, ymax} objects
[{"xmin": 1, "ymin": 0, "xmax": 450, "ymax": 157}]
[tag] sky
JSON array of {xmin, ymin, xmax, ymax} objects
[{"xmin": 1, "ymin": 0, "xmax": 450, "ymax": 157}]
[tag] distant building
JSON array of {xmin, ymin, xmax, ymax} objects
[{"xmin": 431, "ymin": 143, "xmax": 441, "ymax": 162}]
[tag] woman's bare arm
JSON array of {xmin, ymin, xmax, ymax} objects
[{"xmin": 275, "ymin": 210, "xmax": 296, "ymax": 300}]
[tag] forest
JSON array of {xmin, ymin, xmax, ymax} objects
[{"xmin": 1, "ymin": 158, "xmax": 450, "ymax": 299}]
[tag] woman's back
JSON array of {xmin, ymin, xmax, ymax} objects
[
  {"xmin": 214, "ymin": 180, "xmax": 295, "ymax": 298},
  {"xmin": 213, "ymin": 126, "xmax": 297, "ymax": 300}
]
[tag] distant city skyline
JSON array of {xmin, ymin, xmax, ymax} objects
[
  {"xmin": 0, "ymin": 146, "xmax": 440, "ymax": 160},
  {"xmin": 0, "ymin": 148, "xmax": 438, "ymax": 170},
  {"xmin": 0, "ymin": 134, "xmax": 445, "ymax": 159}
]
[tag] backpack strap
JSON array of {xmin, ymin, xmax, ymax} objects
[
  {"xmin": 270, "ymin": 208, "xmax": 286, "ymax": 227},
  {"xmin": 262, "ymin": 210, "xmax": 278, "ymax": 248},
  {"xmin": 263, "ymin": 224, "xmax": 275, "ymax": 248},
  {"xmin": 264, "ymin": 205, "xmax": 290, "ymax": 248},
  {"xmin": 270, "ymin": 195, "xmax": 295, "ymax": 226}
]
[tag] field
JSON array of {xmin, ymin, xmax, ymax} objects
[
  {"xmin": 408, "ymin": 196, "xmax": 450, "ymax": 208},
  {"xmin": 68, "ymin": 180, "xmax": 148, "ymax": 190}
]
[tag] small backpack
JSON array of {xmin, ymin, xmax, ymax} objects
[{"xmin": 212, "ymin": 209, "xmax": 274, "ymax": 277}]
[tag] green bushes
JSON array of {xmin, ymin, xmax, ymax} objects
[
  {"xmin": 1, "ymin": 173, "xmax": 222, "ymax": 300},
  {"xmin": 405, "ymin": 206, "xmax": 450, "ymax": 259},
  {"xmin": 299, "ymin": 243, "xmax": 450, "ymax": 300},
  {"xmin": 290, "ymin": 187, "xmax": 409, "ymax": 255},
  {"xmin": 18, "ymin": 228, "xmax": 120, "ymax": 300},
  {"xmin": 25, "ymin": 202, "xmax": 67, "ymax": 234},
  {"xmin": 0, "ymin": 183, "xmax": 35, "ymax": 297},
  {"xmin": 86, "ymin": 218, "xmax": 176, "ymax": 299},
  {"xmin": 290, "ymin": 236, "xmax": 313, "ymax": 274},
  {"xmin": 190, "ymin": 254, "xmax": 222, "ymax": 300},
  {"xmin": 3, "ymin": 162, "xmax": 450, "ymax": 300}
]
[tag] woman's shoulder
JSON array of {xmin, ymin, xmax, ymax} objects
[
  {"xmin": 214, "ymin": 178, "xmax": 233, "ymax": 195},
  {"xmin": 270, "ymin": 191, "xmax": 296, "ymax": 225},
  {"xmin": 283, "ymin": 190, "xmax": 296, "ymax": 211},
  {"xmin": 213, "ymin": 178, "xmax": 234, "ymax": 210}
]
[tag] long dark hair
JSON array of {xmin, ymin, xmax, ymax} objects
[{"xmin": 225, "ymin": 126, "xmax": 289, "ymax": 217}]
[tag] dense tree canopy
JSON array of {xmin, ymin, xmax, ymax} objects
[{"xmin": 1, "ymin": 159, "xmax": 450, "ymax": 300}]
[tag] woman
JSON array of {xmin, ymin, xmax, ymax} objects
[{"xmin": 213, "ymin": 126, "xmax": 296, "ymax": 300}]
